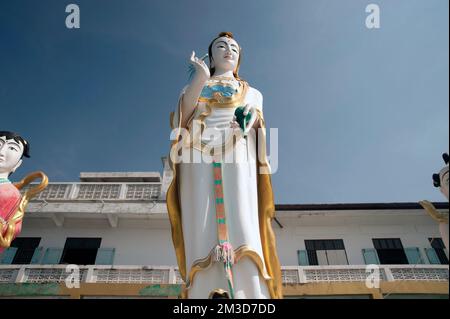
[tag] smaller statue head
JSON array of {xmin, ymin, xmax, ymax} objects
[
  {"xmin": 0, "ymin": 131, "xmax": 30, "ymax": 179},
  {"xmin": 208, "ymin": 32, "xmax": 241, "ymax": 79},
  {"xmin": 432, "ymin": 153, "xmax": 449, "ymax": 200}
]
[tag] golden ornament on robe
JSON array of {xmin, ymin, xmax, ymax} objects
[{"xmin": 0, "ymin": 171, "xmax": 48, "ymax": 249}]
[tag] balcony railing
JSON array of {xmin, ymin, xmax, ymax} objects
[
  {"xmin": 0, "ymin": 265, "xmax": 448, "ymax": 285},
  {"xmin": 281, "ymin": 265, "xmax": 449, "ymax": 284},
  {"xmin": 20, "ymin": 183, "xmax": 162, "ymax": 201},
  {"xmin": 0, "ymin": 265, "xmax": 182, "ymax": 285}
]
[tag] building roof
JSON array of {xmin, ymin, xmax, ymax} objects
[
  {"xmin": 275, "ymin": 202, "xmax": 449, "ymax": 211},
  {"xmin": 79, "ymin": 172, "xmax": 161, "ymax": 183}
]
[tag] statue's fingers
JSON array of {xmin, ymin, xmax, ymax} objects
[
  {"xmin": 245, "ymin": 112, "xmax": 257, "ymax": 133},
  {"xmin": 200, "ymin": 60, "xmax": 208, "ymax": 69},
  {"xmin": 193, "ymin": 58, "xmax": 203, "ymax": 69},
  {"xmin": 243, "ymin": 103, "xmax": 251, "ymax": 115}
]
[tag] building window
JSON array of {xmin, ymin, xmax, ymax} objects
[
  {"xmin": 60, "ymin": 238, "xmax": 102, "ymax": 265},
  {"xmin": 429, "ymin": 238, "xmax": 448, "ymax": 264},
  {"xmin": 372, "ymin": 238, "xmax": 408, "ymax": 264},
  {"xmin": 10, "ymin": 237, "xmax": 41, "ymax": 264},
  {"xmin": 304, "ymin": 239, "xmax": 349, "ymax": 265}
]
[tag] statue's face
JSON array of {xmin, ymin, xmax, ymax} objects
[
  {"xmin": 439, "ymin": 167, "xmax": 449, "ymax": 200},
  {"xmin": 210, "ymin": 36, "xmax": 240, "ymax": 73},
  {"xmin": 0, "ymin": 136, "xmax": 24, "ymax": 176}
]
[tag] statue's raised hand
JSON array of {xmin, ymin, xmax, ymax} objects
[{"xmin": 189, "ymin": 51, "xmax": 210, "ymax": 81}]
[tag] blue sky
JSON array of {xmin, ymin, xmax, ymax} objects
[{"xmin": 0, "ymin": 0, "xmax": 448, "ymax": 204}]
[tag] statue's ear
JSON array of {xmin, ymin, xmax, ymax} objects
[{"xmin": 12, "ymin": 159, "xmax": 23, "ymax": 174}]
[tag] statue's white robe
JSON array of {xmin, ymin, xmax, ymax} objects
[{"xmin": 171, "ymin": 84, "xmax": 271, "ymax": 298}]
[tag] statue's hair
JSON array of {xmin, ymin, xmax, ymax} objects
[
  {"xmin": 432, "ymin": 153, "xmax": 449, "ymax": 187},
  {"xmin": 0, "ymin": 131, "xmax": 30, "ymax": 158},
  {"xmin": 208, "ymin": 32, "xmax": 242, "ymax": 80}
]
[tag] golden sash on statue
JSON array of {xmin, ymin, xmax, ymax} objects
[{"xmin": 0, "ymin": 172, "xmax": 48, "ymax": 249}]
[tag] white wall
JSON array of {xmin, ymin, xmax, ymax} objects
[
  {"xmin": 18, "ymin": 225, "xmax": 178, "ymax": 266},
  {"xmin": 274, "ymin": 212, "xmax": 444, "ymax": 265},
  {"xmin": 12, "ymin": 210, "xmax": 445, "ymax": 266}
]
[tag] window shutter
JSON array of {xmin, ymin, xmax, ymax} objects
[
  {"xmin": 30, "ymin": 247, "xmax": 44, "ymax": 264},
  {"xmin": 297, "ymin": 250, "xmax": 309, "ymax": 266},
  {"xmin": 404, "ymin": 247, "xmax": 424, "ymax": 264},
  {"xmin": 0, "ymin": 247, "xmax": 18, "ymax": 264},
  {"xmin": 362, "ymin": 248, "xmax": 380, "ymax": 265},
  {"xmin": 326, "ymin": 250, "xmax": 339, "ymax": 265},
  {"xmin": 335, "ymin": 249, "xmax": 349, "ymax": 265},
  {"xmin": 316, "ymin": 250, "xmax": 328, "ymax": 265},
  {"xmin": 42, "ymin": 248, "xmax": 63, "ymax": 264},
  {"xmin": 95, "ymin": 248, "xmax": 115, "ymax": 265},
  {"xmin": 425, "ymin": 248, "xmax": 440, "ymax": 264}
]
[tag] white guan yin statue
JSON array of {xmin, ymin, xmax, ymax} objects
[
  {"xmin": 420, "ymin": 153, "xmax": 449, "ymax": 253},
  {"xmin": 166, "ymin": 32, "xmax": 283, "ymax": 299}
]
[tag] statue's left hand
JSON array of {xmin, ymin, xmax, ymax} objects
[
  {"xmin": 242, "ymin": 104, "xmax": 258, "ymax": 135},
  {"xmin": 230, "ymin": 104, "xmax": 258, "ymax": 135}
]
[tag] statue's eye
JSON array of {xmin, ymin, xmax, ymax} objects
[{"xmin": 9, "ymin": 146, "xmax": 18, "ymax": 152}]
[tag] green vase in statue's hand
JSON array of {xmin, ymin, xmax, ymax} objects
[{"xmin": 230, "ymin": 103, "xmax": 258, "ymax": 136}]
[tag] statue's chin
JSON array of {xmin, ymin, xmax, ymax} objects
[
  {"xmin": 0, "ymin": 168, "xmax": 13, "ymax": 175},
  {"xmin": 213, "ymin": 62, "xmax": 236, "ymax": 73}
]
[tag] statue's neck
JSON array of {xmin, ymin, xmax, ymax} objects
[
  {"xmin": 0, "ymin": 175, "xmax": 11, "ymax": 183},
  {"xmin": 0, "ymin": 172, "xmax": 11, "ymax": 180},
  {"xmin": 211, "ymin": 69, "xmax": 235, "ymax": 79}
]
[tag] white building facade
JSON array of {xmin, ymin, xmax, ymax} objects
[{"xmin": 0, "ymin": 159, "xmax": 448, "ymax": 299}]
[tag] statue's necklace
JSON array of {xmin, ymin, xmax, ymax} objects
[
  {"xmin": 0, "ymin": 178, "xmax": 11, "ymax": 184},
  {"xmin": 208, "ymin": 78, "xmax": 240, "ymax": 93}
]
